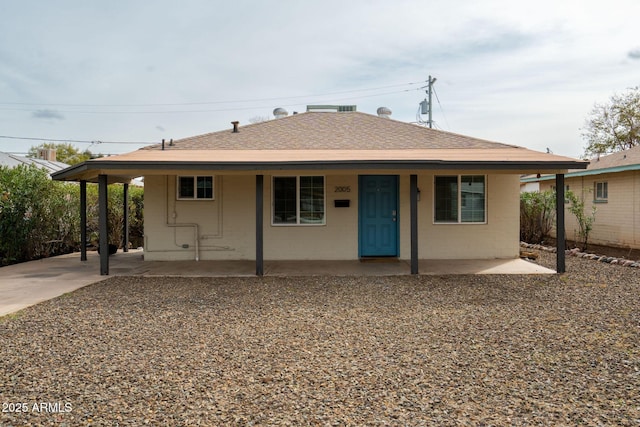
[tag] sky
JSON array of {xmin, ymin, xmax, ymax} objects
[{"xmin": 0, "ymin": 0, "xmax": 638, "ymax": 159}]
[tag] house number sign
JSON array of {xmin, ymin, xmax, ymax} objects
[{"xmin": 334, "ymin": 186, "xmax": 351, "ymax": 193}]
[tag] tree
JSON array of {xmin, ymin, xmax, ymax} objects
[
  {"xmin": 582, "ymin": 87, "xmax": 640, "ymax": 158},
  {"xmin": 27, "ymin": 143, "xmax": 95, "ymax": 165}
]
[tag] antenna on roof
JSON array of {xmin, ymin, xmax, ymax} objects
[{"xmin": 416, "ymin": 75, "xmax": 437, "ymax": 128}]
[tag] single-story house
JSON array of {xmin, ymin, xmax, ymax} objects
[
  {"xmin": 52, "ymin": 105, "xmax": 588, "ymax": 275},
  {"xmin": 521, "ymin": 145, "xmax": 640, "ymax": 249},
  {"xmin": 519, "ymin": 178, "xmax": 540, "ymax": 193}
]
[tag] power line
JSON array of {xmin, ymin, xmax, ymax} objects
[
  {"xmin": 0, "ymin": 79, "xmax": 427, "ymax": 148},
  {"xmin": 0, "ymin": 81, "xmax": 425, "ymax": 108},
  {"xmin": 0, "ymin": 87, "xmax": 422, "ymax": 115},
  {"xmin": 432, "ymin": 86, "xmax": 451, "ymax": 131},
  {"xmin": 0, "ymin": 135, "xmax": 155, "ymax": 145}
]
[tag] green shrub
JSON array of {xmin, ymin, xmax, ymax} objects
[
  {"xmin": 565, "ymin": 189, "xmax": 596, "ymax": 251},
  {"xmin": 84, "ymin": 184, "xmax": 144, "ymax": 248},
  {"xmin": 0, "ymin": 164, "xmax": 143, "ymax": 265},
  {"xmin": 520, "ymin": 190, "xmax": 555, "ymax": 244}
]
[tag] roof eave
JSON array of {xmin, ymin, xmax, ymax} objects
[
  {"xmin": 521, "ymin": 163, "xmax": 640, "ymax": 182},
  {"xmin": 51, "ymin": 162, "xmax": 89, "ymax": 181},
  {"xmin": 52, "ymin": 159, "xmax": 588, "ymax": 182}
]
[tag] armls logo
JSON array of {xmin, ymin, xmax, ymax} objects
[{"xmin": 31, "ymin": 402, "xmax": 73, "ymax": 413}]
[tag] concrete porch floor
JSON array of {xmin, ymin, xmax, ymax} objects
[
  {"xmin": 114, "ymin": 250, "xmax": 555, "ymax": 276},
  {"xmin": 0, "ymin": 249, "xmax": 554, "ymax": 317}
]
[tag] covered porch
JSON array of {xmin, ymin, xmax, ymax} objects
[{"xmin": 54, "ymin": 167, "xmax": 575, "ymax": 277}]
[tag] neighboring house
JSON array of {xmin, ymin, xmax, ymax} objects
[
  {"xmin": 52, "ymin": 106, "xmax": 587, "ymax": 275},
  {"xmin": 519, "ymin": 176, "xmax": 540, "ymax": 193},
  {"xmin": 522, "ymin": 145, "xmax": 640, "ymax": 249},
  {"xmin": 0, "ymin": 151, "xmax": 70, "ymax": 175}
]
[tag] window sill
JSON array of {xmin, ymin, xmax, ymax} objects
[{"xmin": 593, "ymin": 199, "xmax": 608, "ymax": 204}]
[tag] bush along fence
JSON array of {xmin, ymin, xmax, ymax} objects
[
  {"xmin": 0, "ymin": 164, "xmax": 143, "ymax": 266},
  {"xmin": 520, "ymin": 189, "xmax": 597, "ymax": 252}
]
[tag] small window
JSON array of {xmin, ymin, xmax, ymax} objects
[
  {"xmin": 273, "ymin": 176, "xmax": 325, "ymax": 225},
  {"xmin": 177, "ymin": 176, "xmax": 214, "ymax": 200},
  {"xmin": 595, "ymin": 181, "xmax": 608, "ymax": 202},
  {"xmin": 434, "ymin": 175, "xmax": 486, "ymax": 223}
]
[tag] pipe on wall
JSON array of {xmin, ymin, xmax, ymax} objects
[{"xmin": 167, "ymin": 223, "xmax": 199, "ymax": 261}]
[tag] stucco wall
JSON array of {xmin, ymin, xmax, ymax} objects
[
  {"xmin": 144, "ymin": 172, "xmax": 521, "ymax": 261},
  {"xmin": 540, "ymin": 171, "xmax": 640, "ymax": 249},
  {"xmin": 144, "ymin": 174, "xmax": 256, "ymax": 261},
  {"xmin": 417, "ymin": 173, "xmax": 520, "ymax": 259},
  {"xmin": 263, "ymin": 174, "xmax": 359, "ymax": 260}
]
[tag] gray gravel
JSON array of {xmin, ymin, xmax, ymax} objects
[{"xmin": 2, "ymin": 252, "xmax": 640, "ymax": 426}]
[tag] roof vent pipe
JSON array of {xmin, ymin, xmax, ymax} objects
[
  {"xmin": 377, "ymin": 106, "xmax": 392, "ymax": 118},
  {"xmin": 231, "ymin": 121, "xmax": 239, "ymax": 133}
]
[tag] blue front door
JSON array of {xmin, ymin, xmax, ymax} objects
[{"xmin": 359, "ymin": 175, "xmax": 399, "ymax": 257}]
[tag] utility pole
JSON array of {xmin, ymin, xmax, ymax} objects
[
  {"xmin": 427, "ymin": 75, "xmax": 436, "ymax": 128},
  {"xmin": 419, "ymin": 75, "xmax": 437, "ymax": 128}
]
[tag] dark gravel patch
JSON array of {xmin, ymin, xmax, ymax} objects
[{"xmin": 1, "ymin": 253, "xmax": 640, "ymax": 425}]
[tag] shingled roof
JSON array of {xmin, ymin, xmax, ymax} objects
[
  {"xmin": 53, "ymin": 110, "xmax": 589, "ymax": 183},
  {"xmin": 522, "ymin": 145, "xmax": 640, "ymax": 183},
  {"xmin": 583, "ymin": 145, "xmax": 640, "ymax": 172},
  {"xmin": 144, "ymin": 111, "xmax": 518, "ymax": 151}
]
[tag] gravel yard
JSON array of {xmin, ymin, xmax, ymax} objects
[{"xmin": 2, "ymin": 252, "xmax": 640, "ymax": 426}]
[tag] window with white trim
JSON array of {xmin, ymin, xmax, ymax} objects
[
  {"xmin": 177, "ymin": 176, "xmax": 214, "ymax": 200},
  {"xmin": 434, "ymin": 175, "xmax": 486, "ymax": 223},
  {"xmin": 272, "ymin": 176, "xmax": 325, "ymax": 225},
  {"xmin": 595, "ymin": 181, "xmax": 608, "ymax": 202}
]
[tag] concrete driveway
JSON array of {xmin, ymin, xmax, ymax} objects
[
  {"xmin": 0, "ymin": 251, "xmax": 114, "ymax": 317},
  {"xmin": 0, "ymin": 249, "xmax": 554, "ymax": 317}
]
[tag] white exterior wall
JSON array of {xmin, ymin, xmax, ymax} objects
[
  {"xmin": 144, "ymin": 174, "xmax": 256, "ymax": 261},
  {"xmin": 417, "ymin": 173, "xmax": 520, "ymax": 259},
  {"xmin": 520, "ymin": 181, "xmax": 540, "ymax": 193},
  {"xmin": 263, "ymin": 173, "xmax": 359, "ymax": 260},
  {"xmin": 144, "ymin": 172, "xmax": 521, "ymax": 261}
]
